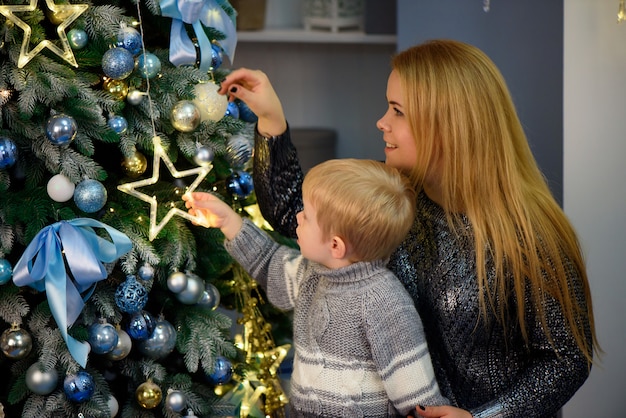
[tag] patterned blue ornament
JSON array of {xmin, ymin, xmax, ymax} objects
[
  {"xmin": 108, "ymin": 115, "xmax": 128, "ymax": 134},
  {"xmin": 88, "ymin": 320, "xmax": 119, "ymax": 354},
  {"xmin": 45, "ymin": 114, "xmax": 77, "ymax": 145},
  {"xmin": 137, "ymin": 318, "xmax": 177, "ymax": 359},
  {"xmin": 225, "ymin": 134, "xmax": 253, "ymax": 168},
  {"xmin": 0, "ymin": 258, "xmax": 12, "ymax": 285},
  {"xmin": 102, "ymin": 47, "xmax": 135, "ymax": 80},
  {"xmin": 236, "ymin": 100, "xmax": 258, "ymax": 123},
  {"xmin": 0, "ymin": 137, "xmax": 18, "ymax": 169},
  {"xmin": 225, "ymin": 101, "xmax": 239, "ymax": 119},
  {"xmin": 67, "ymin": 28, "xmax": 88, "ymax": 49},
  {"xmin": 63, "ymin": 370, "xmax": 95, "ymax": 403},
  {"xmin": 137, "ymin": 263, "xmax": 155, "ymax": 281},
  {"xmin": 127, "ymin": 310, "xmax": 156, "ymax": 341},
  {"xmin": 115, "ymin": 275, "xmax": 148, "ymax": 314},
  {"xmin": 207, "ymin": 356, "xmax": 233, "ymax": 385},
  {"xmin": 226, "ymin": 170, "xmax": 254, "ymax": 199},
  {"xmin": 117, "ymin": 25, "xmax": 142, "ymax": 56},
  {"xmin": 137, "ymin": 52, "xmax": 161, "ymax": 79},
  {"xmin": 74, "ymin": 179, "xmax": 107, "ymax": 213},
  {"xmin": 197, "ymin": 283, "xmax": 220, "ymax": 310},
  {"xmin": 210, "ymin": 43, "xmax": 223, "ymax": 69}
]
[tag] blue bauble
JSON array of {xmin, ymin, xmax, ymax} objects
[
  {"xmin": 210, "ymin": 43, "xmax": 223, "ymax": 69},
  {"xmin": 74, "ymin": 179, "xmax": 107, "ymax": 213},
  {"xmin": 137, "ymin": 318, "xmax": 177, "ymax": 359},
  {"xmin": 108, "ymin": 115, "xmax": 128, "ymax": 134},
  {"xmin": 0, "ymin": 259, "xmax": 12, "ymax": 285},
  {"xmin": 115, "ymin": 275, "xmax": 148, "ymax": 314},
  {"xmin": 0, "ymin": 137, "xmax": 17, "ymax": 169},
  {"xmin": 67, "ymin": 28, "xmax": 88, "ymax": 49},
  {"xmin": 197, "ymin": 283, "xmax": 220, "ymax": 311},
  {"xmin": 225, "ymin": 101, "xmax": 239, "ymax": 119},
  {"xmin": 102, "ymin": 47, "xmax": 135, "ymax": 80},
  {"xmin": 127, "ymin": 310, "xmax": 156, "ymax": 341},
  {"xmin": 236, "ymin": 100, "xmax": 258, "ymax": 123},
  {"xmin": 207, "ymin": 356, "xmax": 233, "ymax": 385},
  {"xmin": 137, "ymin": 52, "xmax": 162, "ymax": 79},
  {"xmin": 45, "ymin": 114, "xmax": 77, "ymax": 145},
  {"xmin": 226, "ymin": 170, "xmax": 254, "ymax": 199},
  {"xmin": 63, "ymin": 370, "xmax": 95, "ymax": 403},
  {"xmin": 137, "ymin": 263, "xmax": 155, "ymax": 281},
  {"xmin": 88, "ymin": 320, "xmax": 119, "ymax": 354},
  {"xmin": 117, "ymin": 25, "xmax": 142, "ymax": 56}
]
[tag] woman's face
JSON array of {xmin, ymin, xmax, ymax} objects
[{"xmin": 376, "ymin": 70, "xmax": 418, "ymax": 173}]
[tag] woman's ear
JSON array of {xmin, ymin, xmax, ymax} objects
[{"xmin": 329, "ymin": 235, "xmax": 347, "ymax": 259}]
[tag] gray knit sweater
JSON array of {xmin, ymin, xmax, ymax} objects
[{"xmin": 225, "ymin": 219, "xmax": 448, "ymax": 417}]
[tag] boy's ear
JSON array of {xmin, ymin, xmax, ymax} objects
[{"xmin": 329, "ymin": 235, "xmax": 347, "ymax": 259}]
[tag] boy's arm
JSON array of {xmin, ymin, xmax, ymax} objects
[{"xmin": 183, "ymin": 192, "xmax": 242, "ymax": 239}]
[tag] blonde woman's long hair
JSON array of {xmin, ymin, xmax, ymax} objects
[{"xmin": 392, "ymin": 39, "xmax": 598, "ymax": 364}]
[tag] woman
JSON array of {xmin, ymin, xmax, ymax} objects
[{"xmin": 218, "ymin": 39, "xmax": 599, "ymax": 418}]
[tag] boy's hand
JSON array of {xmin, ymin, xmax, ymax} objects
[{"xmin": 183, "ymin": 192, "xmax": 243, "ymax": 240}]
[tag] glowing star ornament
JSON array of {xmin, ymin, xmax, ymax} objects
[
  {"xmin": 0, "ymin": 0, "xmax": 89, "ymax": 68},
  {"xmin": 117, "ymin": 136, "xmax": 211, "ymax": 241}
]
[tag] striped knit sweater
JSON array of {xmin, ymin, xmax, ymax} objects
[{"xmin": 225, "ymin": 219, "xmax": 448, "ymax": 417}]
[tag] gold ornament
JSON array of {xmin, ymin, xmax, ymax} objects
[
  {"xmin": 135, "ymin": 379, "xmax": 162, "ymax": 409},
  {"xmin": 117, "ymin": 136, "xmax": 212, "ymax": 241},
  {"xmin": 121, "ymin": 150, "xmax": 148, "ymax": 178},
  {"xmin": 0, "ymin": 0, "xmax": 88, "ymax": 68},
  {"xmin": 103, "ymin": 78, "xmax": 129, "ymax": 100},
  {"xmin": 170, "ymin": 100, "xmax": 201, "ymax": 132}
]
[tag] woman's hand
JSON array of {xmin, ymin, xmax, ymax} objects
[
  {"xmin": 219, "ymin": 68, "xmax": 287, "ymax": 137},
  {"xmin": 409, "ymin": 405, "xmax": 473, "ymax": 418}
]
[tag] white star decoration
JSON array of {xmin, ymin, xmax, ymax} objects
[
  {"xmin": 118, "ymin": 136, "xmax": 211, "ymax": 241},
  {"xmin": 0, "ymin": 0, "xmax": 89, "ymax": 68}
]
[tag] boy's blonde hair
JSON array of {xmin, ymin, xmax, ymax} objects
[{"xmin": 302, "ymin": 159, "xmax": 415, "ymax": 261}]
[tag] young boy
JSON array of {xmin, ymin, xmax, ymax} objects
[{"xmin": 183, "ymin": 159, "xmax": 447, "ymax": 417}]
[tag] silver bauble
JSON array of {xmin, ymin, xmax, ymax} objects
[
  {"xmin": 26, "ymin": 362, "xmax": 59, "ymax": 395},
  {"xmin": 167, "ymin": 271, "xmax": 188, "ymax": 294},
  {"xmin": 166, "ymin": 389, "xmax": 187, "ymax": 412},
  {"xmin": 175, "ymin": 273, "xmax": 204, "ymax": 304},
  {"xmin": 127, "ymin": 89, "xmax": 145, "ymax": 105},
  {"xmin": 193, "ymin": 146, "xmax": 215, "ymax": 167},
  {"xmin": 137, "ymin": 319, "xmax": 177, "ymax": 359},
  {"xmin": 170, "ymin": 100, "xmax": 201, "ymax": 132},
  {"xmin": 106, "ymin": 328, "xmax": 132, "ymax": 361},
  {"xmin": 1, "ymin": 325, "xmax": 32, "ymax": 359}
]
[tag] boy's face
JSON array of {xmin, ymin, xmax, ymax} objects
[{"xmin": 295, "ymin": 198, "xmax": 331, "ymax": 265}]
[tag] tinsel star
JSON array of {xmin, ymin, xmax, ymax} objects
[
  {"xmin": 0, "ymin": 0, "xmax": 89, "ymax": 68},
  {"xmin": 117, "ymin": 136, "xmax": 211, "ymax": 241}
]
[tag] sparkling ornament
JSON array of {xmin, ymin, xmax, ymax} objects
[
  {"xmin": 117, "ymin": 24, "xmax": 142, "ymax": 55},
  {"xmin": 193, "ymin": 146, "xmax": 214, "ymax": 167},
  {"xmin": 0, "ymin": 324, "xmax": 32, "ymax": 359},
  {"xmin": 207, "ymin": 356, "xmax": 233, "ymax": 385},
  {"xmin": 74, "ymin": 178, "xmax": 107, "ymax": 213},
  {"xmin": 225, "ymin": 100, "xmax": 239, "ymax": 119},
  {"xmin": 108, "ymin": 115, "xmax": 128, "ymax": 134},
  {"xmin": 170, "ymin": 100, "xmax": 201, "ymax": 132},
  {"xmin": 115, "ymin": 275, "xmax": 148, "ymax": 314},
  {"xmin": 63, "ymin": 370, "xmax": 95, "ymax": 403},
  {"xmin": 106, "ymin": 327, "xmax": 132, "ymax": 361},
  {"xmin": 0, "ymin": 137, "xmax": 18, "ymax": 169},
  {"xmin": 226, "ymin": 170, "xmax": 254, "ymax": 199},
  {"xmin": 137, "ymin": 318, "xmax": 177, "ymax": 359},
  {"xmin": 136, "ymin": 380, "xmax": 162, "ymax": 409},
  {"xmin": 88, "ymin": 319, "xmax": 119, "ymax": 354},
  {"xmin": 45, "ymin": 114, "xmax": 77, "ymax": 145},
  {"xmin": 107, "ymin": 395, "xmax": 119, "ymax": 417},
  {"xmin": 237, "ymin": 100, "xmax": 258, "ymax": 123},
  {"xmin": 167, "ymin": 271, "xmax": 187, "ymax": 294},
  {"xmin": 67, "ymin": 28, "xmax": 88, "ymax": 50},
  {"xmin": 137, "ymin": 263, "xmax": 155, "ymax": 281},
  {"xmin": 102, "ymin": 47, "xmax": 135, "ymax": 80},
  {"xmin": 127, "ymin": 310, "xmax": 156, "ymax": 341},
  {"xmin": 25, "ymin": 362, "xmax": 59, "ymax": 395},
  {"xmin": 47, "ymin": 173, "xmax": 75, "ymax": 202},
  {"xmin": 0, "ymin": 259, "xmax": 12, "ymax": 285},
  {"xmin": 198, "ymin": 282, "xmax": 221, "ymax": 310},
  {"xmin": 193, "ymin": 82, "xmax": 228, "ymax": 122},
  {"xmin": 175, "ymin": 273, "xmax": 204, "ymax": 304},
  {"xmin": 103, "ymin": 78, "xmax": 129, "ymax": 100},
  {"xmin": 127, "ymin": 89, "xmax": 145, "ymax": 105},
  {"xmin": 225, "ymin": 134, "xmax": 253, "ymax": 168},
  {"xmin": 210, "ymin": 43, "xmax": 223, "ymax": 69},
  {"xmin": 121, "ymin": 150, "xmax": 148, "ymax": 178},
  {"xmin": 165, "ymin": 389, "xmax": 186, "ymax": 412},
  {"xmin": 137, "ymin": 52, "xmax": 161, "ymax": 79}
]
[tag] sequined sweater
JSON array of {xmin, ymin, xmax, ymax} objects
[
  {"xmin": 252, "ymin": 128, "xmax": 592, "ymax": 418},
  {"xmin": 225, "ymin": 219, "xmax": 448, "ymax": 417}
]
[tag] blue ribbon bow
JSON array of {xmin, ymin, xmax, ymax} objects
[
  {"xmin": 12, "ymin": 218, "xmax": 132, "ymax": 368},
  {"xmin": 160, "ymin": 0, "xmax": 237, "ymax": 71}
]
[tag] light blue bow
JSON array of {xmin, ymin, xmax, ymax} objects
[
  {"xmin": 12, "ymin": 218, "xmax": 132, "ymax": 368},
  {"xmin": 161, "ymin": 0, "xmax": 237, "ymax": 71}
]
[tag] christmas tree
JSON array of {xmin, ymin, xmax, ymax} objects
[{"xmin": 0, "ymin": 0, "xmax": 291, "ymax": 416}]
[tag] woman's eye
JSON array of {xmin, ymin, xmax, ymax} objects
[{"xmin": 393, "ymin": 107, "xmax": 403, "ymax": 116}]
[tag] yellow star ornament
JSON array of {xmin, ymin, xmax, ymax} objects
[
  {"xmin": 0, "ymin": 0, "xmax": 88, "ymax": 68},
  {"xmin": 117, "ymin": 136, "xmax": 212, "ymax": 241}
]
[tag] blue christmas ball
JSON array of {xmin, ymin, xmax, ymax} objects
[
  {"xmin": 88, "ymin": 321, "xmax": 119, "ymax": 354},
  {"xmin": 74, "ymin": 179, "xmax": 107, "ymax": 213},
  {"xmin": 226, "ymin": 170, "xmax": 254, "ymax": 199},
  {"xmin": 236, "ymin": 100, "xmax": 258, "ymax": 123},
  {"xmin": 127, "ymin": 310, "xmax": 156, "ymax": 341},
  {"xmin": 0, "ymin": 259, "xmax": 12, "ymax": 285},
  {"xmin": 45, "ymin": 114, "xmax": 77, "ymax": 145},
  {"xmin": 102, "ymin": 47, "xmax": 135, "ymax": 80},
  {"xmin": 117, "ymin": 25, "xmax": 142, "ymax": 56},
  {"xmin": 115, "ymin": 275, "xmax": 148, "ymax": 314},
  {"xmin": 225, "ymin": 101, "xmax": 239, "ymax": 119},
  {"xmin": 108, "ymin": 115, "xmax": 128, "ymax": 134},
  {"xmin": 210, "ymin": 43, "xmax": 223, "ymax": 69},
  {"xmin": 63, "ymin": 370, "xmax": 95, "ymax": 403},
  {"xmin": 137, "ymin": 318, "xmax": 177, "ymax": 359},
  {"xmin": 137, "ymin": 52, "xmax": 161, "ymax": 79},
  {"xmin": 67, "ymin": 28, "xmax": 88, "ymax": 49},
  {"xmin": 207, "ymin": 356, "xmax": 233, "ymax": 385},
  {"xmin": 137, "ymin": 263, "xmax": 155, "ymax": 281},
  {"xmin": 0, "ymin": 137, "xmax": 18, "ymax": 169}
]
